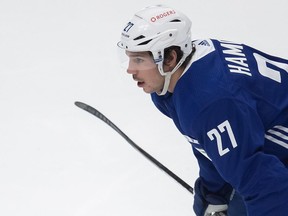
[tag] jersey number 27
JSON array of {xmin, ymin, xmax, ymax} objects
[{"xmin": 207, "ymin": 120, "xmax": 238, "ymax": 156}]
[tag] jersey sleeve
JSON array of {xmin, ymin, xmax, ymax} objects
[
  {"xmin": 193, "ymin": 98, "xmax": 288, "ymax": 215},
  {"xmin": 192, "ymin": 145, "xmax": 232, "ymax": 192}
]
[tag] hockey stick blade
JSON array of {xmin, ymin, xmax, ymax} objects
[{"xmin": 74, "ymin": 101, "xmax": 194, "ymax": 194}]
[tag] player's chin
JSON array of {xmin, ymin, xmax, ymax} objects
[
  {"xmin": 143, "ymin": 88, "xmax": 152, "ymax": 94},
  {"xmin": 142, "ymin": 86, "xmax": 155, "ymax": 94}
]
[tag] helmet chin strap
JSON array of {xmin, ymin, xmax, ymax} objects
[
  {"xmin": 157, "ymin": 55, "xmax": 187, "ymax": 96},
  {"xmin": 157, "ymin": 72, "xmax": 172, "ymax": 95}
]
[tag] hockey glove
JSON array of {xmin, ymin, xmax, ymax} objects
[{"xmin": 193, "ymin": 177, "xmax": 232, "ymax": 216}]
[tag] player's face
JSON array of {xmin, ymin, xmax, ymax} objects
[{"xmin": 126, "ymin": 51, "xmax": 164, "ymax": 94}]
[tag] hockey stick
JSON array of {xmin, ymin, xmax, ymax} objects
[{"xmin": 74, "ymin": 101, "xmax": 194, "ymax": 194}]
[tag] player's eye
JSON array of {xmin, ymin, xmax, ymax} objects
[{"xmin": 133, "ymin": 57, "xmax": 144, "ymax": 64}]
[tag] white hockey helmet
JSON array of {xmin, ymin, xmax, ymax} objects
[{"xmin": 118, "ymin": 5, "xmax": 192, "ymax": 95}]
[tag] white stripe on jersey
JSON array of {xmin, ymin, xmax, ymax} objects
[
  {"xmin": 194, "ymin": 147, "xmax": 212, "ymax": 161},
  {"xmin": 184, "ymin": 135, "xmax": 200, "ymax": 144},
  {"xmin": 265, "ymin": 125, "xmax": 288, "ymax": 149}
]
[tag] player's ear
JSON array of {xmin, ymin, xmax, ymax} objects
[{"xmin": 164, "ymin": 49, "xmax": 177, "ymax": 67}]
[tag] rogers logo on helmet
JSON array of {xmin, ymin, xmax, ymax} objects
[{"xmin": 150, "ymin": 10, "xmax": 176, "ymax": 22}]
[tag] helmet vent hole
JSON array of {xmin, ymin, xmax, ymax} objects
[
  {"xmin": 170, "ymin": 19, "xmax": 181, "ymax": 23},
  {"xmin": 138, "ymin": 39, "xmax": 152, "ymax": 46},
  {"xmin": 134, "ymin": 35, "xmax": 145, "ymax": 41}
]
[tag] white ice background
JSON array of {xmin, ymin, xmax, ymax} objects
[{"xmin": 0, "ymin": 0, "xmax": 287, "ymax": 215}]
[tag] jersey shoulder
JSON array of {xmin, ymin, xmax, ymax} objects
[{"xmin": 191, "ymin": 39, "xmax": 216, "ymax": 63}]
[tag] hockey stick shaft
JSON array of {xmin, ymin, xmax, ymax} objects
[{"xmin": 75, "ymin": 101, "xmax": 194, "ymax": 194}]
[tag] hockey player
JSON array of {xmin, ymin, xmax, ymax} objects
[{"xmin": 117, "ymin": 4, "xmax": 288, "ymax": 216}]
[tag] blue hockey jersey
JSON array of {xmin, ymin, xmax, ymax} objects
[{"xmin": 151, "ymin": 39, "xmax": 288, "ymax": 215}]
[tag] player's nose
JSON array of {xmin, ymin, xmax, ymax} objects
[
  {"xmin": 126, "ymin": 63, "xmax": 137, "ymax": 74},
  {"xmin": 127, "ymin": 68, "xmax": 137, "ymax": 74}
]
